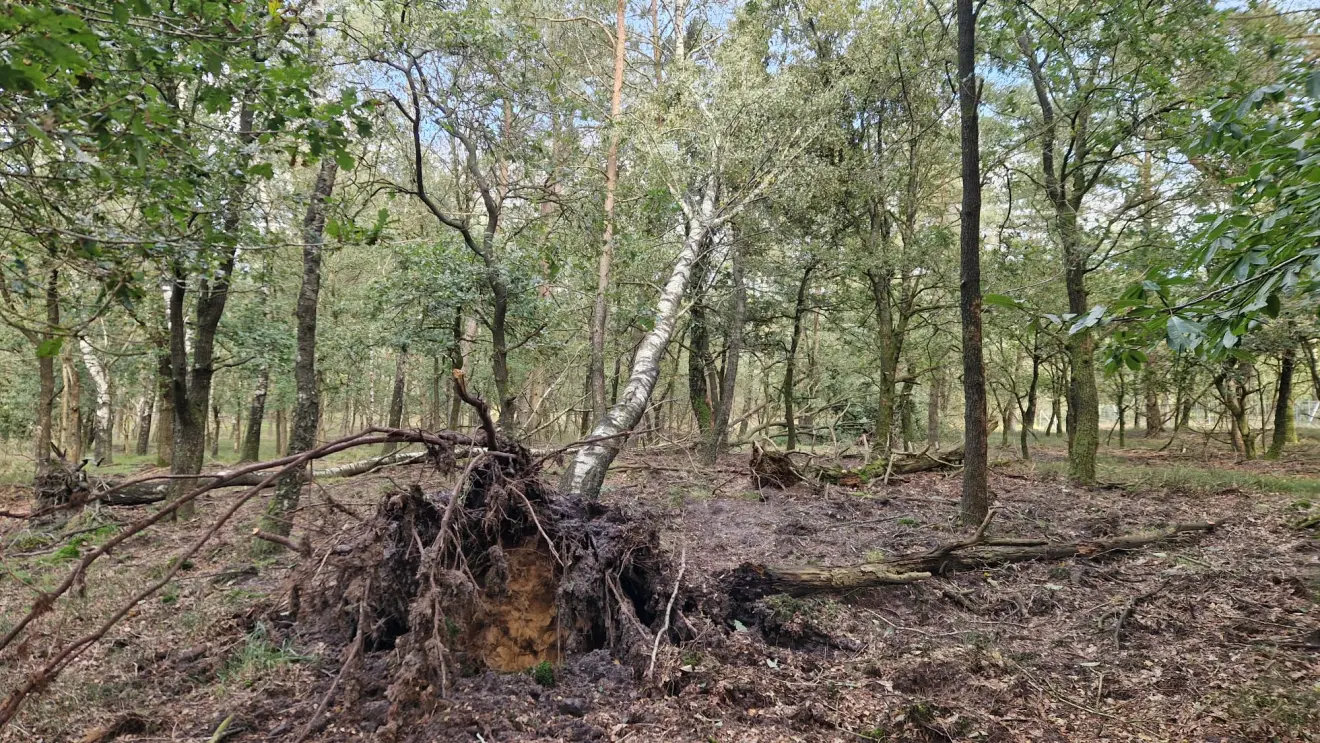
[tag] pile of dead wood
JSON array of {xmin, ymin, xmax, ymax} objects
[{"xmin": 750, "ymin": 443, "xmax": 963, "ymax": 489}]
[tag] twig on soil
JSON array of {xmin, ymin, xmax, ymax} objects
[
  {"xmin": 647, "ymin": 546, "xmax": 686, "ymax": 680},
  {"xmin": 207, "ymin": 714, "xmax": 236, "ymax": 743},
  {"xmin": 1112, "ymin": 580, "xmax": 1171, "ymax": 647},
  {"xmin": 1009, "ymin": 659, "xmax": 1159, "ymax": 738}
]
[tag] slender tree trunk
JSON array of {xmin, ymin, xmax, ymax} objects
[
  {"xmin": 1021, "ymin": 347, "xmax": 1039, "ymax": 460},
  {"xmin": 1144, "ymin": 356, "xmax": 1163, "ymax": 436},
  {"xmin": 210, "ymin": 400, "xmax": 221, "ymax": 459},
  {"xmin": 382, "ymin": 347, "xmax": 407, "ymax": 454},
  {"xmin": 79, "ymin": 338, "xmax": 113, "ymax": 465},
  {"xmin": 1267, "ymin": 347, "xmax": 1295, "ymax": 460},
  {"xmin": 154, "ymin": 347, "xmax": 174, "ymax": 466},
  {"xmin": 562, "ymin": 180, "xmax": 719, "ymax": 499},
  {"xmin": 784, "ymin": 261, "xmax": 816, "ymax": 451},
  {"xmin": 429, "ymin": 355, "xmax": 442, "ymax": 430},
  {"xmin": 1214, "ymin": 361, "xmax": 1255, "ymax": 459},
  {"xmin": 232, "ymin": 404, "xmax": 242, "ymax": 453},
  {"xmin": 703, "ymin": 231, "xmax": 746, "ymax": 463},
  {"xmin": 274, "ymin": 408, "xmax": 286, "ymax": 456},
  {"xmin": 259, "ymin": 159, "xmax": 336, "ymax": 546},
  {"xmin": 590, "ymin": 0, "xmax": 628, "ymax": 427},
  {"xmin": 60, "ymin": 343, "xmax": 84, "ymax": 463},
  {"xmin": 135, "ymin": 383, "xmax": 153, "ymax": 456},
  {"xmin": 168, "ymin": 103, "xmax": 254, "ymax": 518},
  {"xmin": 32, "ymin": 269, "xmax": 59, "ymax": 489},
  {"xmin": 240, "ymin": 368, "xmax": 269, "ymax": 462},
  {"xmin": 927, "ymin": 368, "xmax": 941, "ymax": 450},
  {"xmin": 957, "ymin": 0, "xmax": 989, "ymax": 525}
]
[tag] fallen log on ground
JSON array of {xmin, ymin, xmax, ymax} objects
[
  {"xmin": 750, "ymin": 444, "xmax": 963, "ymax": 489},
  {"xmin": 725, "ymin": 513, "xmax": 1218, "ymax": 601},
  {"xmin": 95, "ymin": 448, "xmax": 434, "ymax": 505}
]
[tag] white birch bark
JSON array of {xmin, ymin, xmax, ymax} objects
[
  {"xmin": 562, "ymin": 179, "xmax": 718, "ymax": 499},
  {"xmin": 79, "ymin": 338, "xmax": 113, "ymax": 464}
]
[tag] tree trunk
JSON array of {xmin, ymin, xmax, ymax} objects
[
  {"xmin": 134, "ymin": 383, "xmax": 153, "ymax": 457},
  {"xmin": 60, "ymin": 343, "xmax": 84, "ymax": 464},
  {"xmin": 429, "ymin": 355, "xmax": 442, "ymax": 430},
  {"xmin": 687, "ymin": 246, "xmax": 717, "ymax": 435},
  {"xmin": 79, "ymin": 338, "xmax": 113, "ymax": 465},
  {"xmin": 240, "ymin": 368, "xmax": 269, "ymax": 463},
  {"xmin": 32, "ymin": 270, "xmax": 59, "ymax": 488},
  {"xmin": 260, "ymin": 159, "xmax": 336, "ymax": 546},
  {"xmin": 275, "ymin": 408, "xmax": 286, "ymax": 456},
  {"xmin": 210, "ymin": 400, "xmax": 221, "ymax": 459},
  {"xmin": 1214, "ymin": 360, "xmax": 1255, "ymax": 459},
  {"xmin": 168, "ymin": 103, "xmax": 254, "ymax": 518},
  {"xmin": 1266, "ymin": 347, "xmax": 1295, "ymax": 460},
  {"xmin": 383, "ymin": 347, "xmax": 408, "ymax": 454},
  {"xmin": 927, "ymin": 368, "xmax": 941, "ymax": 450},
  {"xmin": 957, "ymin": 0, "xmax": 989, "ymax": 525},
  {"xmin": 154, "ymin": 347, "xmax": 174, "ymax": 467},
  {"xmin": 703, "ymin": 232, "xmax": 746, "ymax": 464},
  {"xmin": 562, "ymin": 180, "xmax": 720, "ymax": 499},
  {"xmin": 589, "ymin": 0, "xmax": 628, "ymax": 427},
  {"xmin": 1020, "ymin": 344, "xmax": 1039, "ymax": 460},
  {"xmin": 1144, "ymin": 356, "xmax": 1163, "ymax": 436},
  {"xmin": 784, "ymin": 261, "xmax": 816, "ymax": 451}
]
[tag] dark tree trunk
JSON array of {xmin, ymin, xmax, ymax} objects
[
  {"xmin": 135, "ymin": 386, "xmax": 153, "ymax": 457},
  {"xmin": 32, "ymin": 269, "xmax": 59, "ymax": 492},
  {"xmin": 240, "ymin": 368, "xmax": 269, "ymax": 463},
  {"xmin": 154, "ymin": 346, "xmax": 174, "ymax": 467},
  {"xmin": 168, "ymin": 104, "xmax": 254, "ymax": 518},
  {"xmin": 382, "ymin": 347, "xmax": 407, "ymax": 454},
  {"xmin": 429, "ymin": 355, "xmax": 442, "ymax": 430},
  {"xmin": 260, "ymin": 159, "xmax": 336, "ymax": 546},
  {"xmin": 957, "ymin": 0, "xmax": 989, "ymax": 525},
  {"xmin": 927, "ymin": 369, "xmax": 942, "ymax": 449},
  {"xmin": 783, "ymin": 261, "xmax": 816, "ymax": 451},
  {"xmin": 210, "ymin": 401, "xmax": 221, "ymax": 459},
  {"xmin": 1267, "ymin": 347, "xmax": 1295, "ymax": 460},
  {"xmin": 1021, "ymin": 343, "xmax": 1040, "ymax": 460},
  {"xmin": 448, "ymin": 311, "xmax": 465, "ymax": 431},
  {"xmin": 703, "ymin": 232, "xmax": 746, "ymax": 463}
]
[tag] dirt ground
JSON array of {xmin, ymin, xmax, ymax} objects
[{"xmin": 1, "ymin": 440, "xmax": 1318, "ymax": 743}]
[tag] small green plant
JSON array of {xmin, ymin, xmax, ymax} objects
[
  {"xmin": 44, "ymin": 543, "xmax": 81, "ymax": 563},
  {"xmin": 530, "ymin": 660, "xmax": 555, "ymax": 687},
  {"xmin": 219, "ymin": 623, "xmax": 309, "ymax": 690},
  {"xmin": 897, "ymin": 517, "xmax": 918, "ymax": 526}
]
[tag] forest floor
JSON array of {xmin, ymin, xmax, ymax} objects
[{"xmin": 1, "ymin": 435, "xmax": 1318, "ymax": 742}]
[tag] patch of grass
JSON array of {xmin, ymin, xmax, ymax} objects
[
  {"xmin": 897, "ymin": 517, "xmax": 918, "ymax": 526},
  {"xmin": 218, "ymin": 623, "xmax": 310, "ymax": 690},
  {"xmin": 1033, "ymin": 457, "xmax": 1320, "ymax": 497},
  {"xmin": 529, "ymin": 660, "xmax": 555, "ymax": 687}
]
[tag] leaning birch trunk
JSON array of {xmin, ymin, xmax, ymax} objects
[
  {"xmin": 562, "ymin": 182, "xmax": 718, "ymax": 500},
  {"xmin": 79, "ymin": 338, "xmax": 114, "ymax": 465}
]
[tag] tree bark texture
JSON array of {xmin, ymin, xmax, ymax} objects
[
  {"xmin": 240, "ymin": 368, "xmax": 269, "ymax": 462},
  {"xmin": 703, "ymin": 233, "xmax": 746, "ymax": 463},
  {"xmin": 260, "ymin": 159, "xmax": 337, "ymax": 544},
  {"xmin": 589, "ymin": 0, "xmax": 628, "ymax": 427},
  {"xmin": 562, "ymin": 180, "xmax": 722, "ymax": 499},
  {"xmin": 783, "ymin": 260, "xmax": 816, "ymax": 451},
  {"xmin": 167, "ymin": 103, "xmax": 255, "ymax": 518},
  {"xmin": 1267, "ymin": 347, "xmax": 1295, "ymax": 460},
  {"xmin": 382, "ymin": 347, "xmax": 407, "ymax": 454},
  {"xmin": 957, "ymin": 0, "xmax": 989, "ymax": 525}
]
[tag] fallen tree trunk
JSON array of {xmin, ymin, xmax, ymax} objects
[
  {"xmin": 726, "ymin": 517, "xmax": 1217, "ymax": 601},
  {"xmin": 750, "ymin": 445, "xmax": 963, "ymax": 489},
  {"xmin": 95, "ymin": 449, "xmax": 432, "ymax": 505}
]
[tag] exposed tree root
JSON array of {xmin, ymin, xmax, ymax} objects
[{"xmin": 295, "ymin": 435, "xmax": 691, "ymax": 731}]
